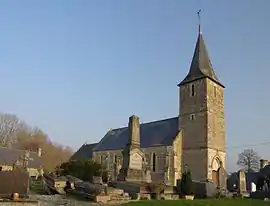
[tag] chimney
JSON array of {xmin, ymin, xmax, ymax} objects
[
  {"xmin": 128, "ymin": 115, "xmax": 140, "ymax": 146},
  {"xmin": 37, "ymin": 148, "xmax": 42, "ymax": 157},
  {"xmin": 260, "ymin": 159, "xmax": 268, "ymax": 169}
]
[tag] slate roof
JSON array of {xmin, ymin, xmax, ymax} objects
[
  {"xmin": 70, "ymin": 143, "xmax": 98, "ymax": 161},
  {"xmin": 0, "ymin": 147, "xmax": 42, "ymax": 169},
  {"xmin": 93, "ymin": 117, "xmax": 179, "ymax": 152},
  {"xmin": 178, "ymin": 24, "xmax": 224, "ymax": 88},
  {"xmin": 0, "ymin": 170, "xmax": 29, "ymax": 197}
]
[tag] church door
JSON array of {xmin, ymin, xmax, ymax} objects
[{"xmin": 212, "ymin": 170, "xmax": 218, "ymax": 184}]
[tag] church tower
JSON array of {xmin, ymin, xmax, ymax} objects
[{"xmin": 178, "ymin": 20, "xmax": 226, "ymax": 182}]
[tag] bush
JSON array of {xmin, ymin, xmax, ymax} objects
[
  {"xmin": 58, "ymin": 159, "xmax": 102, "ymax": 182},
  {"xmin": 180, "ymin": 170, "xmax": 193, "ymax": 195}
]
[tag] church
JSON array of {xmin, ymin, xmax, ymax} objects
[{"xmin": 72, "ymin": 22, "xmax": 226, "ymax": 186}]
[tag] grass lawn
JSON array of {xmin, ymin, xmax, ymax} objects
[
  {"xmin": 29, "ymin": 179, "xmax": 46, "ymax": 194},
  {"xmin": 122, "ymin": 199, "xmax": 269, "ymax": 206}
]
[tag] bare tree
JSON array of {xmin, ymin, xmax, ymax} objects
[
  {"xmin": 0, "ymin": 113, "xmax": 73, "ymax": 172},
  {"xmin": 237, "ymin": 149, "xmax": 260, "ymax": 172},
  {"xmin": 0, "ymin": 113, "xmax": 28, "ymax": 147}
]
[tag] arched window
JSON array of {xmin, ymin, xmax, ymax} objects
[{"xmin": 152, "ymin": 153, "xmax": 156, "ymax": 172}]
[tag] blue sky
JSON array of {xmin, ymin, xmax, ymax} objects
[{"xmin": 0, "ymin": 1, "xmax": 269, "ymax": 172}]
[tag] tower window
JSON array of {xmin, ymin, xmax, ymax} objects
[
  {"xmin": 190, "ymin": 114, "xmax": 195, "ymax": 120},
  {"xmin": 190, "ymin": 84, "xmax": 195, "ymax": 97}
]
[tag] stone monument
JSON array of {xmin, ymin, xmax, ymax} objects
[
  {"xmin": 217, "ymin": 164, "xmax": 227, "ymax": 195},
  {"xmin": 117, "ymin": 115, "xmax": 147, "ymax": 182},
  {"xmin": 238, "ymin": 170, "xmax": 247, "ymax": 194}
]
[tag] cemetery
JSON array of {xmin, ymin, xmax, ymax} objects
[{"xmin": 0, "ymin": 3, "xmax": 268, "ymax": 206}]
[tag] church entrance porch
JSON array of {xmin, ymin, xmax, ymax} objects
[{"xmin": 210, "ymin": 156, "xmax": 227, "ymax": 193}]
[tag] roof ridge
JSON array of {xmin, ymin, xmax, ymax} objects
[
  {"xmin": 83, "ymin": 143, "xmax": 98, "ymax": 146},
  {"xmin": 0, "ymin": 146, "xmax": 38, "ymax": 154},
  {"xmin": 110, "ymin": 116, "xmax": 178, "ymax": 131},
  {"xmin": 140, "ymin": 116, "xmax": 177, "ymax": 126}
]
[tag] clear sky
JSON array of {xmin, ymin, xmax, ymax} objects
[{"xmin": 0, "ymin": 1, "xmax": 269, "ymax": 172}]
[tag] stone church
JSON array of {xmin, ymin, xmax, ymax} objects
[{"xmin": 72, "ymin": 23, "xmax": 226, "ymax": 186}]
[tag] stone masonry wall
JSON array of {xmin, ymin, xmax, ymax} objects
[
  {"xmin": 93, "ymin": 145, "xmax": 175, "ymax": 183},
  {"xmin": 206, "ymin": 79, "xmax": 226, "ymax": 152},
  {"xmin": 179, "ymin": 78, "xmax": 226, "ymax": 182},
  {"xmin": 179, "ymin": 79, "xmax": 208, "ymax": 181}
]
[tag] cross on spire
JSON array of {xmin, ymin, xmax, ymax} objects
[
  {"xmin": 197, "ymin": 9, "xmax": 202, "ymax": 34},
  {"xmin": 177, "ymin": 9, "xmax": 225, "ymax": 88}
]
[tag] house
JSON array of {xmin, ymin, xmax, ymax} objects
[{"xmin": 0, "ymin": 147, "xmax": 43, "ymax": 178}]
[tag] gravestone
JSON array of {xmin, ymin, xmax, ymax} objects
[
  {"xmin": 238, "ymin": 170, "xmax": 247, "ymax": 193},
  {"xmin": 164, "ymin": 171, "xmax": 168, "ymax": 185},
  {"xmin": 113, "ymin": 158, "xmax": 121, "ymax": 181},
  {"xmin": 251, "ymin": 182, "xmax": 256, "ymax": 192},
  {"xmin": 217, "ymin": 166, "xmax": 227, "ymax": 194},
  {"xmin": 145, "ymin": 170, "xmax": 152, "ymax": 183},
  {"xmin": 93, "ymin": 176, "xmax": 103, "ymax": 185}
]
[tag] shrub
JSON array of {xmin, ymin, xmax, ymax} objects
[{"xmin": 180, "ymin": 170, "xmax": 193, "ymax": 195}]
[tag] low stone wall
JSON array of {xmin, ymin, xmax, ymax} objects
[
  {"xmin": 0, "ymin": 200, "xmax": 38, "ymax": 206},
  {"xmin": 176, "ymin": 180, "xmax": 217, "ymax": 198},
  {"xmin": 109, "ymin": 182, "xmax": 141, "ymax": 199},
  {"xmin": 192, "ymin": 181, "xmax": 217, "ymax": 198},
  {"xmin": 160, "ymin": 193, "xmax": 179, "ymax": 200}
]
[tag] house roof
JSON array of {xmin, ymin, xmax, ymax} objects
[
  {"xmin": 178, "ymin": 23, "xmax": 224, "ymax": 88},
  {"xmin": 93, "ymin": 117, "xmax": 179, "ymax": 152},
  {"xmin": 0, "ymin": 170, "xmax": 29, "ymax": 196},
  {"xmin": 0, "ymin": 147, "xmax": 42, "ymax": 168},
  {"xmin": 70, "ymin": 143, "xmax": 98, "ymax": 161}
]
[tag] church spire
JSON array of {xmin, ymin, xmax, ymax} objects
[{"xmin": 178, "ymin": 10, "xmax": 224, "ymax": 88}]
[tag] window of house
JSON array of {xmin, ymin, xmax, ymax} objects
[
  {"xmin": 190, "ymin": 114, "xmax": 195, "ymax": 120},
  {"xmin": 152, "ymin": 153, "xmax": 156, "ymax": 172},
  {"xmin": 190, "ymin": 84, "xmax": 195, "ymax": 97},
  {"xmin": 114, "ymin": 155, "xmax": 117, "ymax": 163},
  {"xmin": 0, "ymin": 166, "xmax": 2, "ymax": 171}
]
